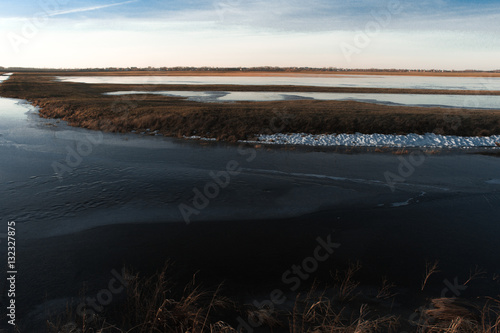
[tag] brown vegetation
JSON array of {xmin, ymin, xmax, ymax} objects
[
  {"xmin": 45, "ymin": 263, "xmax": 500, "ymax": 333},
  {"xmin": 1, "ymin": 74, "xmax": 500, "ymax": 142}
]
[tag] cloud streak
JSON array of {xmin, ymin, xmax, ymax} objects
[
  {"xmin": 46, "ymin": 0, "xmax": 137, "ymax": 17},
  {"xmin": 129, "ymin": 0, "xmax": 500, "ymax": 33}
]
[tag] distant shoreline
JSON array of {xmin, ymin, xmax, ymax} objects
[{"xmin": 9, "ymin": 70, "xmax": 500, "ymax": 77}]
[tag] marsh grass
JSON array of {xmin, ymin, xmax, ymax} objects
[
  {"xmin": 47, "ymin": 265, "xmax": 237, "ymax": 333},
  {"xmin": 45, "ymin": 262, "xmax": 500, "ymax": 333},
  {"xmin": 422, "ymin": 260, "xmax": 440, "ymax": 291},
  {"xmin": 1, "ymin": 74, "xmax": 500, "ymax": 142},
  {"xmin": 334, "ymin": 262, "xmax": 362, "ymax": 302},
  {"xmin": 289, "ymin": 293, "xmax": 399, "ymax": 333},
  {"xmin": 120, "ymin": 268, "xmax": 235, "ymax": 332},
  {"xmin": 412, "ymin": 297, "xmax": 500, "ymax": 333}
]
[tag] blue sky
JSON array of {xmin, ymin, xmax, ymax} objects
[{"xmin": 1, "ymin": 0, "xmax": 499, "ymax": 69}]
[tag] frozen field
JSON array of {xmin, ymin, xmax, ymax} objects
[{"xmin": 58, "ymin": 74, "xmax": 500, "ymax": 90}]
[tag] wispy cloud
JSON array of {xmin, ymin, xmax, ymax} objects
[
  {"xmin": 140, "ymin": 0, "xmax": 499, "ymax": 33},
  {"xmin": 46, "ymin": 0, "xmax": 137, "ymax": 17}
]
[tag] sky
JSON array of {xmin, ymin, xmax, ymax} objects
[{"xmin": 0, "ymin": 0, "xmax": 499, "ymax": 70}]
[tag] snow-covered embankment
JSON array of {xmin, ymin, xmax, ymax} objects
[{"xmin": 246, "ymin": 132, "xmax": 500, "ymax": 148}]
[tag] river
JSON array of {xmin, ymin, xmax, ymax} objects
[{"xmin": 0, "ymin": 82, "xmax": 499, "ymax": 331}]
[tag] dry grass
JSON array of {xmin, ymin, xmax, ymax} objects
[
  {"xmin": 422, "ymin": 260, "xmax": 440, "ymax": 291},
  {"xmin": 423, "ymin": 149, "xmax": 442, "ymax": 155},
  {"xmin": 426, "ymin": 298, "xmax": 477, "ymax": 322},
  {"xmin": 44, "ymin": 262, "xmax": 500, "ymax": 333},
  {"xmin": 414, "ymin": 297, "xmax": 500, "ymax": 333},
  {"xmin": 334, "ymin": 262, "xmax": 362, "ymax": 302},
  {"xmin": 392, "ymin": 149, "xmax": 411, "ymax": 155},
  {"xmin": 47, "ymin": 265, "xmax": 235, "ymax": 333},
  {"xmin": 289, "ymin": 283, "xmax": 399, "ymax": 333},
  {"xmin": 376, "ymin": 277, "xmax": 398, "ymax": 300}
]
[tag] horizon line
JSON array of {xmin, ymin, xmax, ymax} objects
[{"xmin": 2, "ymin": 66, "xmax": 500, "ymax": 72}]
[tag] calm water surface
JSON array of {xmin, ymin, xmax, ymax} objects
[
  {"xmin": 58, "ymin": 74, "xmax": 500, "ymax": 90},
  {"xmin": 106, "ymin": 90, "xmax": 500, "ymax": 109}
]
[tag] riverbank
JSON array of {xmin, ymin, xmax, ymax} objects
[{"xmin": 1, "ymin": 74, "xmax": 500, "ymax": 142}]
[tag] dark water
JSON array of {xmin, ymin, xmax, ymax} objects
[{"xmin": 0, "ymin": 97, "xmax": 499, "ymax": 331}]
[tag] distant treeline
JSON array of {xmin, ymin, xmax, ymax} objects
[{"xmin": 1, "ymin": 66, "xmax": 499, "ymax": 73}]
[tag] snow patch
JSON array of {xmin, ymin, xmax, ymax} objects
[
  {"xmin": 184, "ymin": 135, "xmax": 217, "ymax": 141},
  {"xmin": 245, "ymin": 133, "xmax": 500, "ymax": 148}
]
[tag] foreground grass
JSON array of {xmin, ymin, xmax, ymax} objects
[
  {"xmin": 1, "ymin": 74, "xmax": 500, "ymax": 141},
  {"xmin": 44, "ymin": 263, "xmax": 500, "ymax": 333}
]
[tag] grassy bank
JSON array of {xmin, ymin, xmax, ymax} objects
[{"xmin": 1, "ymin": 74, "xmax": 500, "ymax": 141}]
